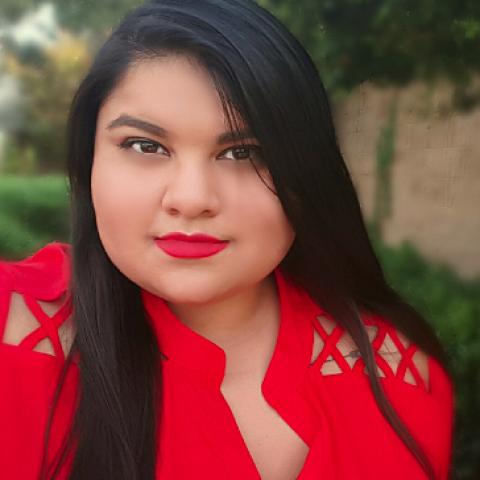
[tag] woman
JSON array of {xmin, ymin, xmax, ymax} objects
[{"xmin": 0, "ymin": 0, "xmax": 454, "ymax": 479}]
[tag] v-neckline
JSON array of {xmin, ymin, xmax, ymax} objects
[{"xmin": 141, "ymin": 266, "xmax": 326, "ymax": 479}]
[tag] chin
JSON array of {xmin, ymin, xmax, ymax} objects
[{"xmin": 149, "ymin": 281, "xmax": 224, "ymax": 305}]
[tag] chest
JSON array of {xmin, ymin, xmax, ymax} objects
[{"xmin": 220, "ymin": 377, "xmax": 309, "ymax": 480}]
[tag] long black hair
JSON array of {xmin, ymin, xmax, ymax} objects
[{"xmin": 40, "ymin": 1, "xmax": 452, "ymax": 478}]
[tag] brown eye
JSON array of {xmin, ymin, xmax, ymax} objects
[
  {"xmin": 119, "ymin": 138, "xmax": 167, "ymax": 155},
  {"xmin": 231, "ymin": 146, "xmax": 250, "ymax": 160},
  {"xmin": 132, "ymin": 140, "xmax": 164, "ymax": 154},
  {"xmin": 220, "ymin": 145, "xmax": 263, "ymax": 162}
]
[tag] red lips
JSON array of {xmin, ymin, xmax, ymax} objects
[
  {"xmin": 155, "ymin": 232, "xmax": 229, "ymax": 259},
  {"xmin": 158, "ymin": 232, "xmax": 225, "ymax": 243}
]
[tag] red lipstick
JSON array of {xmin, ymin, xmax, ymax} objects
[{"xmin": 155, "ymin": 232, "xmax": 229, "ymax": 259}]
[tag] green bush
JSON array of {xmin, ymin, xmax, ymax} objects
[{"xmin": 0, "ymin": 175, "xmax": 70, "ymax": 259}]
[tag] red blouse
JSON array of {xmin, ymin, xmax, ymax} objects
[{"xmin": 0, "ymin": 242, "xmax": 454, "ymax": 479}]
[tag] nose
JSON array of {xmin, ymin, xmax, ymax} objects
[{"xmin": 161, "ymin": 160, "xmax": 221, "ymax": 218}]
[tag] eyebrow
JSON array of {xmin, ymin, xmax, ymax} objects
[{"xmin": 106, "ymin": 114, "xmax": 256, "ymax": 145}]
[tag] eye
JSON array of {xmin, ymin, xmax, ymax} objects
[
  {"xmin": 219, "ymin": 144, "xmax": 263, "ymax": 162},
  {"xmin": 118, "ymin": 138, "xmax": 168, "ymax": 155},
  {"xmin": 117, "ymin": 138, "xmax": 263, "ymax": 163}
]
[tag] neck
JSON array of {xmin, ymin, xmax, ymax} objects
[{"xmin": 167, "ymin": 273, "xmax": 280, "ymax": 377}]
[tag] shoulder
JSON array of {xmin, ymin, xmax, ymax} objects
[
  {"xmin": 0, "ymin": 242, "xmax": 71, "ymax": 301},
  {"xmin": 309, "ymin": 312, "xmax": 454, "ymax": 478},
  {"xmin": 310, "ymin": 311, "xmax": 450, "ymax": 397},
  {"xmin": 0, "ymin": 242, "xmax": 74, "ymax": 359}
]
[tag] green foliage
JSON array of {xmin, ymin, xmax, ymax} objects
[
  {"xmin": 0, "ymin": 0, "xmax": 143, "ymax": 35},
  {"xmin": 0, "ymin": 0, "xmax": 36, "ymax": 22},
  {"xmin": 2, "ymin": 30, "xmax": 92, "ymax": 173},
  {"xmin": 1, "ymin": 139, "xmax": 38, "ymax": 174},
  {"xmin": 368, "ymin": 224, "xmax": 480, "ymax": 480},
  {"xmin": 372, "ymin": 102, "xmax": 396, "ymax": 237},
  {"xmin": 57, "ymin": 0, "xmax": 143, "ymax": 35},
  {"xmin": 0, "ymin": 175, "xmax": 70, "ymax": 259},
  {"xmin": 257, "ymin": 0, "xmax": 480, "ymax": 100}
]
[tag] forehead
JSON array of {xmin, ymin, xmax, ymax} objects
[{"xmin": 98, "ymin": 56, "xmax": 243, "ymax": 140}]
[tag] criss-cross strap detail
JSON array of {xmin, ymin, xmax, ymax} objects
[
  {"xmin": 18, "ymin": 294, "xmax": 72, "ymax": 361},
  {"xmin": 367, "ymin": 322, "xmax": 426, "ymax": 389},
  {"xmin": 311, "ymin": 314, "xmax": 430, "ymax": 392},
  {"xmin": 311, "ymin": 323, "xmax": 353, "ymax": 373}
]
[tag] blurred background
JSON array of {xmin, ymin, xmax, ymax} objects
[{"xmin": 0, "ymin": 1, "xmax": 478, "ymax": 478}]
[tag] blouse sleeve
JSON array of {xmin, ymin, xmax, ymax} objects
[
  {"xmin": 383, "ymin": 353, "xmax": 455, "ymax": 480},
  {"xmin": 0, "ymin": 243, "xmax": 77, "ymax": 480},
  {"xmin": 365, "ymin": 316, "xmax": 456, "ymax": 480},
  {"xmin": 310, "ymin": 311, "xmax": 455, "ymax": 480}
]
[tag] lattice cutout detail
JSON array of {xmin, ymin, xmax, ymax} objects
[
  {"xmin": 2, "ymin": 292, "xmax": 73, "ymax": 360},
  {"xmin": 311, "ymin": 315, "xmax": 430, "ymax": 391}
]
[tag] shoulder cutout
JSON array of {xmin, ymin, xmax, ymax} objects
[
  {"xmin": 310, "ymin": 315, "xmax": 430, "ymax": 392},
  {"xmin": 0, "ymin": 243, "xmax": 73, "ymax": 360},
  {"xmin": 2, "ymin": 291, "xmax": 74, "ymax": 359}
]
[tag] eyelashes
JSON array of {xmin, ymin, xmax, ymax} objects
[{"xmin": 117, "ymin": 137, "xmax": 264, "ymax": 163}]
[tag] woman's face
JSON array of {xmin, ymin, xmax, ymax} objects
[{"xmin": 91, "ymin": 55, "xmax": 295, "ymax": 304}]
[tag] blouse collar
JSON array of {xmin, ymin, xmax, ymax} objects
[{"xmin": 141, "ymin": 267, "xmax": 324, "ymax": 390}]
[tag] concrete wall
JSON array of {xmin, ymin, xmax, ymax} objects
[{"xmin": 334, "ymin": 80, "xmax": 480, "ymax": 280}]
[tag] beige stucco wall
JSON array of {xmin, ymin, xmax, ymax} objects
[{"xmin": 334, "ymin": 80, "xmax": 479, "ymax": 280}]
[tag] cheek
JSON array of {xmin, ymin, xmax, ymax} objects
[
  {"xmin": 90, "ymin": 157, "xmax": 154, "ymax": 240},
  {"xmin": 240, "ymin": 187, "xmax": 295, "ymax": 250}
]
